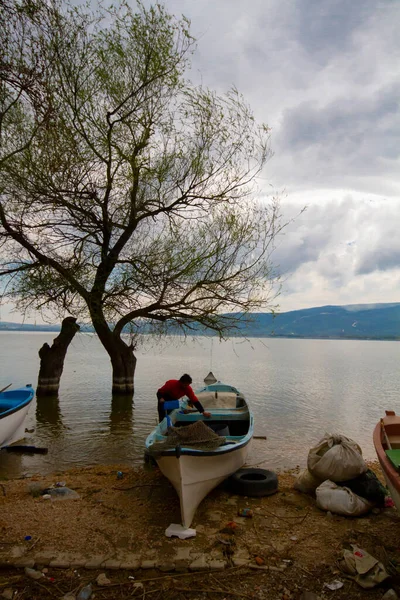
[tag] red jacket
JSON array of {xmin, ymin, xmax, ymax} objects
[
  {"xmin": 157, "ymin": 380, "xmax": 205, "ymax": 413},
  {"xmin": 157, "ymin": 380, "xmax": 198, "ymax": 403}
]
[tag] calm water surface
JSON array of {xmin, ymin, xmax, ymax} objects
[{"xmin": 1, "ymin": 332, "xmax": 399, "ymax": 477}]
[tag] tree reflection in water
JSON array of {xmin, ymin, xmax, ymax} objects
[
  {"xmin": 36, "ymin": 395, "xmax": 65, "ymax": 434},
  {"xmin": 109, "ymin": 394, "xmax": 134, "ymax": 434}
]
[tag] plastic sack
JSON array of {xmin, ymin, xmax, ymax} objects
[
  {"xmin": 315, "ymin": 480, "xmax": 374, "ymax": 516},
  {"xmin": 42, "ymin": 487, "xmax": 80, "ymax": 501},
  {"xmin": 339, "ymin": 545, "xmax": 389, "ymax": 588},
  {"xmin": 308, "ymin": 433, "xmax": 367, "ymax": 482},
  {"xmin": 337, "ymin": 469, "xmax": 387, "ymax": 507},
  {"xmin": 293, "ymin": 468, "xmax": 323, "ymax": 495}
]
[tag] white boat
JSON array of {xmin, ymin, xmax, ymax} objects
[
  {"xmin": 0, "ymin": 384, "xmax": 35, "ymax": 448},
  {"xmin": 145, "ymin": 375, "xmax": 253, "ymax": 528}
]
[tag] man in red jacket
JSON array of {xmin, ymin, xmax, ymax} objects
[{"xmin": 157, "ymin": 374, "xmax": 211, "ymax": 422}]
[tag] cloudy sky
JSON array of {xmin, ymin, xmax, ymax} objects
[
  {"xmin": 162, "ymin": 0, "xmax": 400, "ymax": 312},
  {"xmin": 2, "ymin": 0, "xmax": 400, "ymax": 322}
]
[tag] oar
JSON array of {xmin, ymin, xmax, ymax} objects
[
  {"xmin": 381, "ymin": 418, "xmax": 392, "ymax": 450},
  {"xmin": 0, "ymin": 384, "xmax": 12, "ymax": 394}
]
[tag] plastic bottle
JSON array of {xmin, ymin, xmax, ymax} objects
[{"xmin": 77, "ymin": 583, "xmax": 93, "ymax": 600}]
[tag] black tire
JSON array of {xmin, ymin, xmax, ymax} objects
[{"xmin": 228, "ymin": 468, "xmax": 278, "ymax": 497}]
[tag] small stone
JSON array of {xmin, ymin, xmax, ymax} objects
[
  {"xmin": 158, "ymin": 562, "xmax": 176, "ymax": 572},
  {"xmin": 10, "ymin": 546, "xmax": 26, "ymax": 559},
  {"xmin": 141, "ymin": 560, "xmax": 157, "ymax": 569},
  {"xmin": 24, "ymin": 567, "xmax": 44, "ymax": 580},
  {"xmin": 1, "ymin": 589, "xmax": 13, "ymax": 600},
  {"xmin": 189, "ymin": 554, "xmax": 209, "ymax": 571},
  {"xmin": 101, "ymin": 559, "xmax": 121, "ymax": 570},
  {"xmin": 382, "ymin": 590, "xmax": 399, "ymax": 600},
  {"xmin": 96, "ymin": 573, "xmax": 111, "ymax": 586},
  {"xmin": 209, "ymin": 560, "xmax": 226, "ymax": 571}
]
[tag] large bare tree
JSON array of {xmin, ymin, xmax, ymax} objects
[{"xmin": 0, "ymin": 0, "xmax": 283, "ymax": 394}]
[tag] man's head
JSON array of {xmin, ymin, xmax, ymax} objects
[{"xmin": 179, "ymin": 374, "xmax": 192, "ymax": 386}]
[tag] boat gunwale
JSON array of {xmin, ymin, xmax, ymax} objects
[
  {"xmin": 0, "ymin": 390, "xmax": 34, "ymax": 421},
  {"xmin": 147, "ymin": 430, "xmax": 253, "ymax": 457}
]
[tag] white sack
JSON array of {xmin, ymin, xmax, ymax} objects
[
  {"xmin": 316, "ymin": 480, "xmax": 373, "ymax": 516},
  {"xmin": 307, "ymin": 433, "xmax": 367, "ymax": 482},
  {"xmin": 293, "ymin": 469, "xmax": 323, "ymax": 495}
]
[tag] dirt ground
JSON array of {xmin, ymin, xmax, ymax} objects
[{"xmin": 1, "ymin": 460, "xmax": 400, "ymax": 599}]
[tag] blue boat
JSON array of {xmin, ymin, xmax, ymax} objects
[
  {"xmin": 145, "ymin": 374, "xmax": 254, "ymax": 528},
  {"xmin": 0, "ymin": 384, "xmax": 35, "ymax": 448}
]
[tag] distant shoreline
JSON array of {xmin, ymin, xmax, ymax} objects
[
  {"xmin": 2, "ymin": 301, "xmax": 400, "ymax": 340},
  {"xmin": 0, "ymin": 325, "xmax": 398, "ymax": 342}
]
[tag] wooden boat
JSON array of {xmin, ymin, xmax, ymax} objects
[
  {"xmin": 0, "ymin": 384, "xmax": 35, "ymax": 448},
  {"xmin": 145, "ymin": 375, "xmax": 253, "ymax": 528},
  {"xmin": 373, "ymin": 410, "xmax": 400, "ymax": 511}
]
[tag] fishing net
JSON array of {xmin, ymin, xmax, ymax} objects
[{"xmin": 148, "ymin": 420, "xmax": 227, "ymax": 454}]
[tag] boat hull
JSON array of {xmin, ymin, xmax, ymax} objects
[
  {"xmin": 157, "ymin": 438, "xmax": 252, "ymax": 528},
  {"xmin": 145, "ymin": 379, "xmax": 254, "ymax": 528},
  {"xmin": 373, "ymin": 412, "xmax": 400, "ymax": 512},
  {"xmin": 0, "ymin": 386, "xmax": 35, "ymax": 448}
]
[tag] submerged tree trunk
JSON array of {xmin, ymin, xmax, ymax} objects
[
  {"xmin": 89, "ymin": 300, "xmax": 137, "ymax": 395},
  {"xmin": 109, "ymin": 337, "xmax": 137, "ymax": 396},
  {"xmin": 36, "ymin": 317, "xmax": 80, "ymax": 396}
]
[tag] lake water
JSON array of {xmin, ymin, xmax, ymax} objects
[{"xmin": 1, "ymin": 331, "xmax": 399, "ymax": 478}]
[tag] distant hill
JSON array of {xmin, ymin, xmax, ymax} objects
[
  {"xmin": 227, "ymin": 303, "xmax": 400, "ymax": 340},
  {"xmin": 1, "ymin": 302, "xmax": 400, "ymax": 340}
]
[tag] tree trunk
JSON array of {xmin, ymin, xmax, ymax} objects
[
  {"xmin": 88, "ymin": 300, "xmax": 137, "ymax": 395},
  {"xmin": 109, "ymin": 337, "xmax": 137, "ymax": 396},
  {"xmin": 36, "ymin": 316, "xmax": 80, "ymax": 396}
]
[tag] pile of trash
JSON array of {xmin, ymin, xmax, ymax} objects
[{"xmin": 294, "ymin": 433, "xmax": 387, "ymax": 516}]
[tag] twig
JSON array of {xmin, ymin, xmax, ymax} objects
[
  {"xmin": 297, "ymin": 565, "xmax": 314, "ymax": 576},
  {"xmin": 252, "ymin": 521, "xmax": 262, "ymax": 545},
  {"xmin": 32, "ymin": 580, "xmax": 58, "ymax": 597},
  {"xmin": 249, "ymin": 564, "xmax": 286, "ymax": 573},
  {"xmin": 298, "ymin": 510, "xmax": 310, "ymax": 525},
  {"xmin": 0, "ymin": 576, "xmax": 22, "ymax": 587},
  {"xmin": 27, "ymin": 536, "xmax": 41, "ymax": 552},
  {"xmin": 135, "ymin": 564, "xmax": 251, "ymax": 584},
  {"xmin": 257, "ymin": 509, "xmax": 308, "ymax": 522},
  {"xmin": 112, "ymin": 484, "xmax": 163, "ymax": 491},
  {"xmin": 174, "ymin": 587, "xmax": 255, "ymax": 599},
  {"xmin": 210, "ymin": 573, "xmax": 232, "ymax": 596}
]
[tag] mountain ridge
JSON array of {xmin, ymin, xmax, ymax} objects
[{"xmin": 1, "ymin": 302, "xmax": 400, "ymax": 340}]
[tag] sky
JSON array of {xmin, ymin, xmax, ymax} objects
[
  {"xmin": 161, "ymin": 0, "xmax": 400, "ymax": 313},
  {"xmin": 1, "ymin": 0, "xmax": 400, "ymax": 322}
]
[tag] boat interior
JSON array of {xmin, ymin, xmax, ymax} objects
[
  {"xmin": 381, "ymin": 412, "xmax": 400, "ymax": 469},
  {"xmin": 0, "ymin": 389, "xmax": 33, "ymax": 415},
  {"xmin": 155, "ymin": 389, "xmax": 251, "ymax": 444}
]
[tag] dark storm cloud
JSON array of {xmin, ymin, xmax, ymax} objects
[
  {"xmin": 293, "ymin": 0, "xmax": 376, "ymax": 65},
  {"xmin": 357, "ymin": 247, "xmax": 400, "ymax": 275},
  {"xmin": 273, "ymin": 82, "xmax": 400, "ymax": 192}
]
